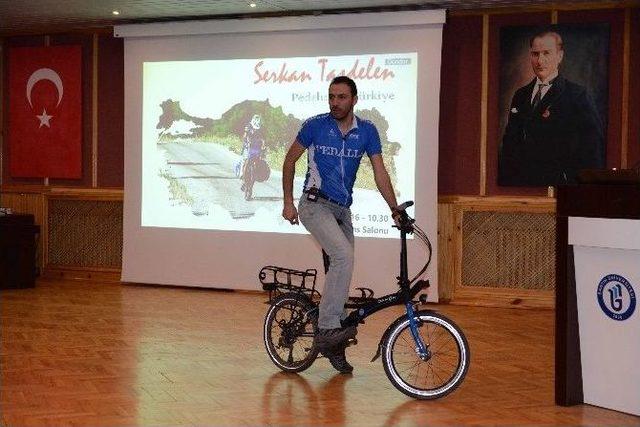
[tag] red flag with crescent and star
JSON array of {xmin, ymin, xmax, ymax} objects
[{"xmin": 9, "ymin": 45, "xmax": 82, "ymax": 178}]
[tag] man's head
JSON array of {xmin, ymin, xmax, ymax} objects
[
  {"xmin": 329, "ymin": 76, "xmax": 358, "ymax": 121},
  {"xmin": 529, "ymin": 31, "xmax": 564, "ymax": 81}
]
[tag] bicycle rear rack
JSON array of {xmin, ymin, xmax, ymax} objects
[
  {"xmin": 259, "ymin": 265, "xmax": 379, "ymax": 308},
  {"xmin": 259, "ymin": 266, "xmax": 321, "ymax": 303}
]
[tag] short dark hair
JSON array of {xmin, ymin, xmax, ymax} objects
[
  {"xmin": 330, "ymin": 76, "xmax": 357, "ymax": 96},
  {"xmin": 530, "ymin": 30, "xmax": 564, "ymax": 51}
]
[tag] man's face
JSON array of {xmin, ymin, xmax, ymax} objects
[
  {"xmin": 530, "ymin": 34, "xmax": 563, "ymax": 81},
  {"xmin": 329, "ymin": 83, "xmax": 357, "ymax": 121}
]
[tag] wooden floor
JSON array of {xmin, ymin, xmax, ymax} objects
[{"xmin": 1, "ymin": 279, "xmax": 639, "ymax": 426}]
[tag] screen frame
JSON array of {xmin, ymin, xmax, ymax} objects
[{"xmin": 117, "ymin": 10, "xmax": 444, "ymax": 300}]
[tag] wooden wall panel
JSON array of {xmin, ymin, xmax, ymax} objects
[
  {"xmin": 629, "ymin": 8, "xmax": 640, "ymax": 168},
  {"xmin": 48, "ymin": 34, "xmax": 94, "ymax": 187},
  {"xmin": 557, "ymin": 8, "xmax": 625, "ymax": 169},
  {"xmin": 0, "ymin": 191, "xmax": 45, "ymax": 218},
  {"xmin": 47, "ymin": 199, "xmax": 122, "ymax": 269},
  {"xmin": 1, "ymin": 187, "xmax": 123, "ymax": 277},
  {"xmin": 461, "ymin": 211, "xmax": 555, "ymax": 291},
  {"xmin": 440, "ymin": 196, "xmax": 556, "ymax": 308},
  {"xmin": 438, "ymin": 15, "xmax": 483, "ymax": 196},
  {"xmin": 437, "ymin": 202, "xmax": 461, "ymax": 301},
  {"xmin": 97, "ymin": 35, "xmax": 124, "ymax": 188}
]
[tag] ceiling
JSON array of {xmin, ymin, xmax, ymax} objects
[{"xmin": 0, "ymin": 0, "xmax": 621, "ymax": 36}]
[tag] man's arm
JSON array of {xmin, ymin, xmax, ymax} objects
[
  {"xmin": 370, "ymin": 154, "xmax": 399, "ymax": 218},
  {"xmin": 282, "ymin": 140, "xmax": 306, "ymax": 224}
]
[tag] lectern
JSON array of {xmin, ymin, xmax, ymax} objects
[{"xmin": 556, "ymin": 183, "xmax": 640, "ymax": 414}]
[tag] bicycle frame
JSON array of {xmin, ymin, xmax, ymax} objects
[
  {"xmin": 341, "ymin": 220, "xmax": 431, "ymax": 358},
  {"xmin": 261, "ymin": 203, "xmax": 470, "ymax": 398}
]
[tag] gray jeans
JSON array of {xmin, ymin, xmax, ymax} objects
[{"xmin": 298, "ymin": 197, "xmax": 354, "ymax": 330}]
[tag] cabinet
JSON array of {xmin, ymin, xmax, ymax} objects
[
  {"xmin": 0, "ymin": 214, "xmax": 40, "ymax": 289},
  {"xmin": 555, "ymin": 184, "xmax": 640, "ymax": 407}
]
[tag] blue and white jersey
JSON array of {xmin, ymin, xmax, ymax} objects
[{"xmin": 297, "ymin": 113, "xmax": 382, "ymax": 207}]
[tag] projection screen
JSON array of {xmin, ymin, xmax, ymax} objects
[{"xmin": 117, "ymin": 10, "xmax": 444, "ymax": 299}]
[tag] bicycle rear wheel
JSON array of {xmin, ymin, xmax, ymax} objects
[
  {"xmin": 263, "ymin": 293, "xmax": 319, "ymax": 373},
  {"xmin": 381, "ymin": 311, "xmax": 469, "ymax": 399}
]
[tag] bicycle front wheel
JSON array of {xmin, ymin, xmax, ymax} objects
[
  {"xmin": 381, "ymin": 311, "xmax": 469, "ymax": 399},
  {"xmin": 263, "ymin": 293, "xmax": 319, "ymax": 373}
]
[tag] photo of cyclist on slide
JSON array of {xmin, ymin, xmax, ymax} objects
[
  {"xmin": 282, "ymin": 75, "xmax": 402, "ymax": 374},
  {"xmin": 240, "ymin": 114, "xmax": 266, "ymax": 200}
]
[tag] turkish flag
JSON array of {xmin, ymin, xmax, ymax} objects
[{"xmin": 9, "ymin": 45, "xmax": 82, "ymax": 178}]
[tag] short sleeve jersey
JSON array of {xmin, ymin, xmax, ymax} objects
[{"xmin": 296, "ymin": 113, "xmax": 382, "ymax": 207}]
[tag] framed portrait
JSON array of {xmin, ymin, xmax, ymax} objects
[{"xmin": 497, "ymin": 24, "xmax": 610, "ymax": 187}]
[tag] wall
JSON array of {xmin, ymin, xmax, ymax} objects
[
  {"xmin": 0, "ymin": 32, "xmax": 124, "ymax": 280},
  {"xmin": 1, "ymin": 3, "xmax": 638, "ymax": 305},
  {"xmin": 437, "ymin": 4, "xmax": 639, "ymax": 306},
  {"xmin": 439, "ymin": 7, "xmax": 638, "ymax": 196},
  {"xmin": 2, "ymin": 33, "xmax": 124, "ymax": 188}
]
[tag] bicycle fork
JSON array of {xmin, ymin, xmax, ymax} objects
[
  {"xmin": 370, "ymin": 301, "xmax": 430, "ymax": 363},
  {"xmin": 405, "ymin": 303, "xmax": 430, "ymax": 360}
]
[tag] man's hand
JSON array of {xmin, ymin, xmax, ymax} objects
[
  {"xmin": 282, "ymin": 140, "xmax": 306, "ymax": 225},
  {"xmin": 391, "ymin": 208, "xmax": 403, "ymax": 228},
  {"xmin": 283, "ymin": 202, "xmax": 299, "ymax": 225}
]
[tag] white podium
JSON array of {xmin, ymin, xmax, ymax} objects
[{"xmin": 569, "ymin": 217, "xmax": 639, "ymax": 416}]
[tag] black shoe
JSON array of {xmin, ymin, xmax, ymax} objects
[
  {"xmin": 321, "ymin": 345, "xmax": 353, "ymax": 374},
  {"xmin": 314, "ymin": 326, "xmax": 357, "ymax": 351}
]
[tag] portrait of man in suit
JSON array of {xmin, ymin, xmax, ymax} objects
[{"xmin": 498, "ymin": 26, "xmax": 608, "ymax": 186}]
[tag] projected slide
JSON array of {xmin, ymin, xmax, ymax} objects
[{"xmin": 142, "ymin": 53, "xmax": 417, "ymax": 238}]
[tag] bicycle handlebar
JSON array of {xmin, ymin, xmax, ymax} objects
[
  {"xmin": 393, "ymin": 200, "xmax": 415, "ymax": 233},
  {"xmin": 395, "ymin": 200, "xmax": 414, "ymax": 212}
]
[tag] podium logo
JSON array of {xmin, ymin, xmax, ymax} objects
[{"xmin": 597, "ymin": 274, "xmax": 636, "ymax": 321}]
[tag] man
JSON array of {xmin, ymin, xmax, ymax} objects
[
  {"xmin": 499, "ymin": 30, "xmax": 604, "ymax": 186},
  {"xmin": 282, "ymin": 76, "xmax": 400, "ymax": 374},
  {"xmin": 239, "ymin": 114, "xmax": 265, "ymax": 191}
]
